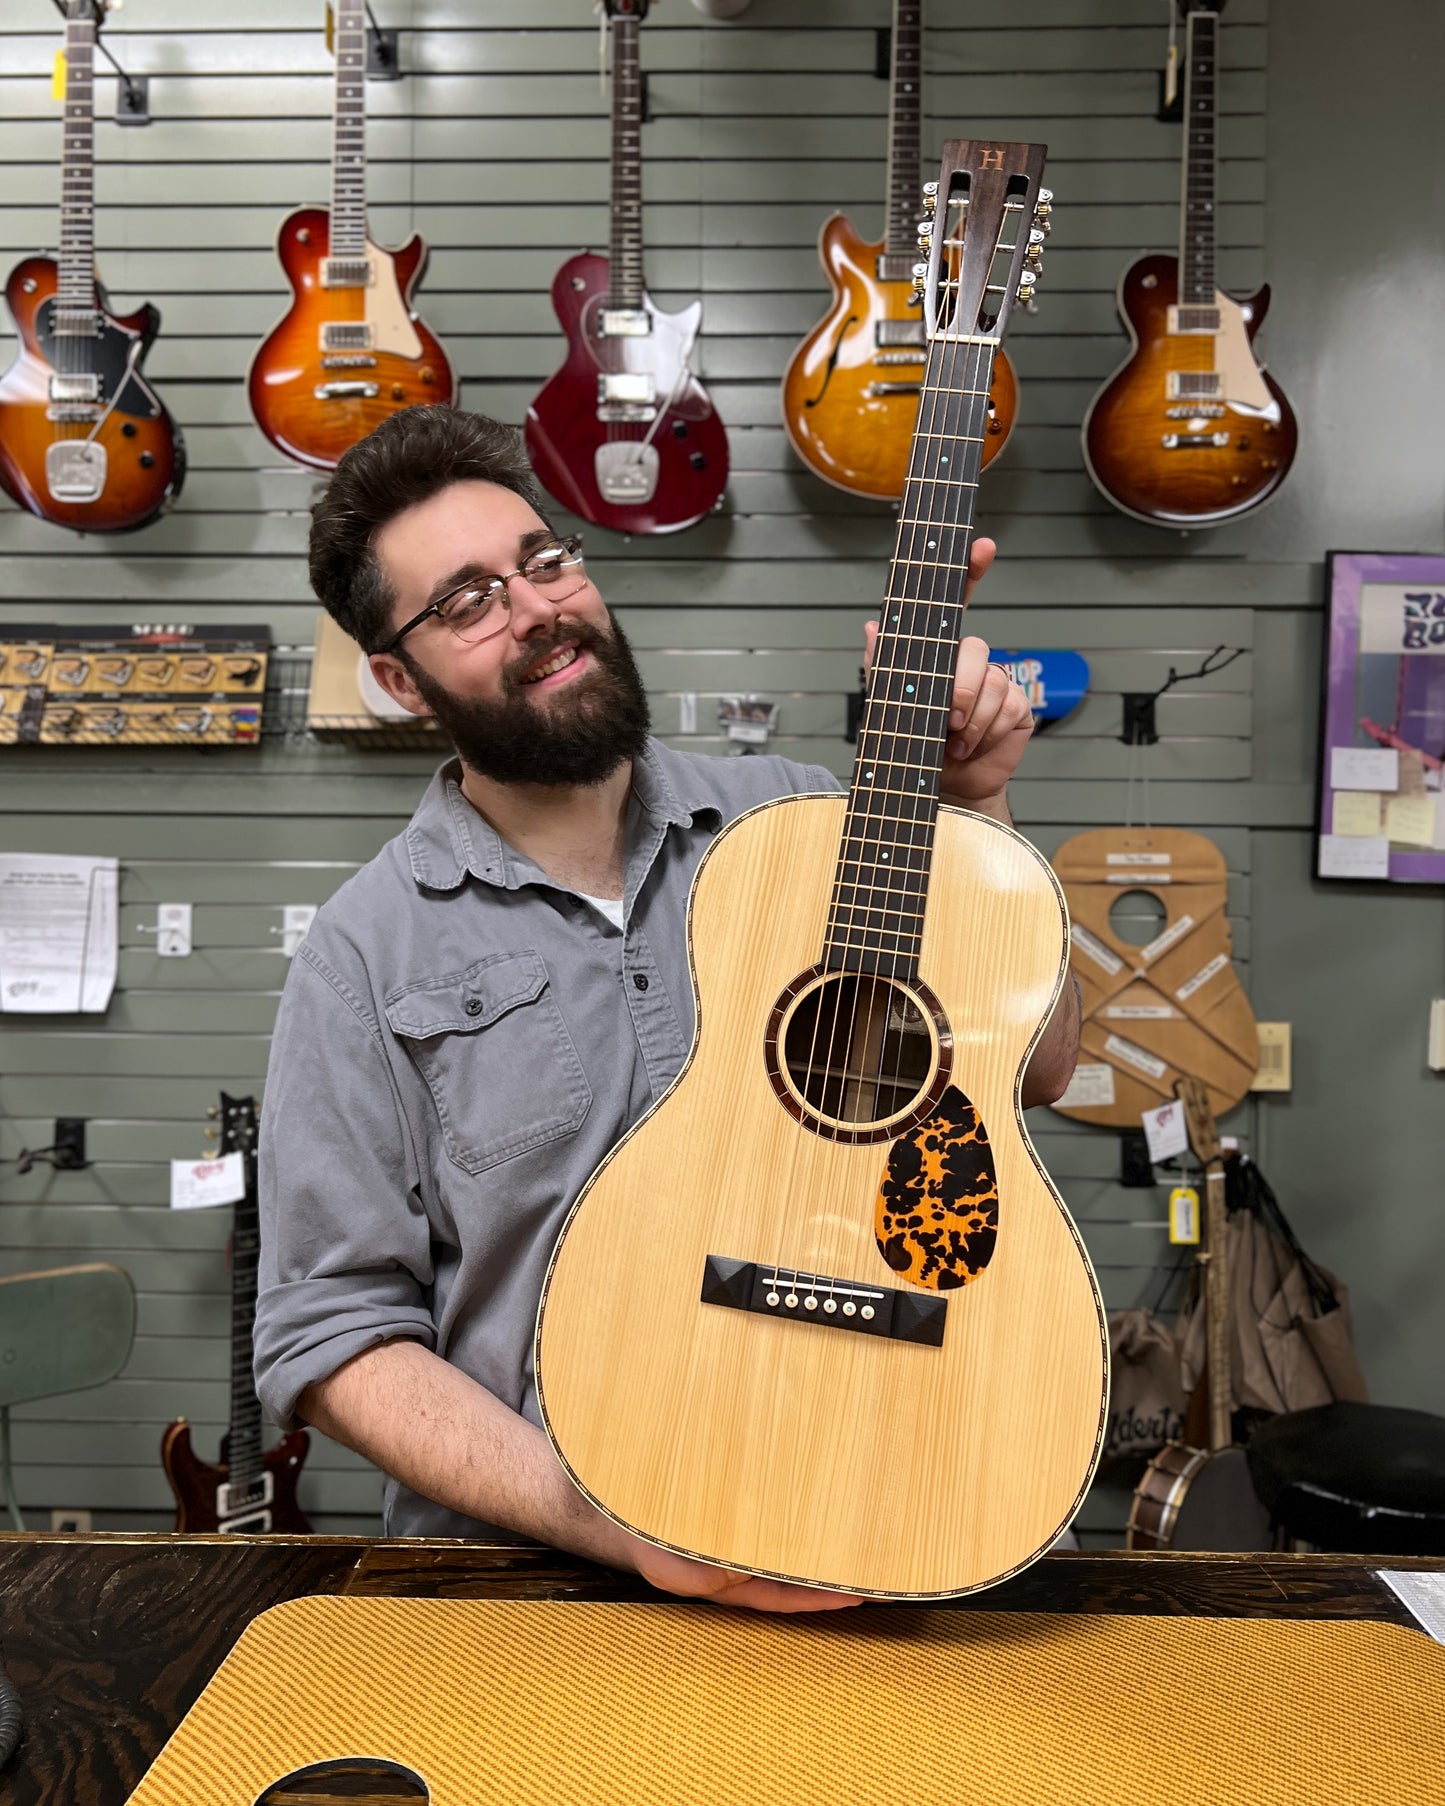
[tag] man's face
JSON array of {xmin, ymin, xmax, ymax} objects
[{"xmin": 368, "ymin": 480, "xmax": 649, "ymax": 787}]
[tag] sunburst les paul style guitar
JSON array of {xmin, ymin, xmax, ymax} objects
[
  {"xmin": 247, "ymin": 0, "xmax": 455, "ymax": 470},
  {"xmin": 781, "ymin": 0, "xmax": 1019, "ymax": 499},
  {"xmin": 1081, "ymin": 5, "xmax": 1296, "ymax": 527},
  {"xmin": 524, "ymin": 0, "xmax": 728, "ymax": 535},
  {"xmin": 0, "ymin": 0, "xmax": 184, "ymax": 533},
  {"xmin": 161, "ymin": 1094, "xmax": 311, "ymax": 1534},
  {"xmin": 538, "ymin": 142, "xmax": 1108, "ymax": 1600}
]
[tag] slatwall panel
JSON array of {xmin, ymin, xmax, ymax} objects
[{"xmin": 0, "ymin": 0, "xmax": 1285, "ymax": 1542}]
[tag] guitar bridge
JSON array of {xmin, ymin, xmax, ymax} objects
[
  {"xmin": 45, "ymin": 441, "xmax": 106, "ymax": 502},
  {"xmin": 1161, "ymin": 431, "xmax": 1230, "ymax": 449},
  {"xmin": 595, "ymin": 441, "xmax": 660, "ymax": 504},
  {"xmin": 700, "ymin": 1255, "xmax": 946, "ymax": 1347}
]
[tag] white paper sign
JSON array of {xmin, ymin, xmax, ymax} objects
[
  {"xmin": 0, "ymin": 853, "xmax": 118, "ymax": 1013},
  {"xmin": 1056, "ymin": 1062, "xmax": 1115, "ymax": 1109},
  {"xmin": 1318, "ymin": 834, "xmax": 1390, "ymax": 879},
  {"xmin": 1330, "ymin": 746, "xmax": 1399, "ymax": 792},
  {"xmin": 1141, "ymin": 1097, "xmax": 1189, "ymax": 1164},
  {"xmin": 1071, "ymin": 922, "xmax": 1124, "ymax": 976},
  {"xmin": 170, "ymin": 1152, "xmax": 246, "ymax": 1211},
  {"xmin": 1105, "ymin": 1033, "xmax": 1169, "ymax": 1081},
  {"xmin": 279, "ymin": 905, "xmax": 317, "ymax": 959}
]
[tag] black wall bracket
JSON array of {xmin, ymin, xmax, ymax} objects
[
  {"xmin": 875, "ymin": 26, "xmax": 892, "ymax": 78},
  {"xmin": 366, "ymin": 26, "xmax": 400, "ymax": 80},
  {"xmin": 1121, "ymin": 692, "xmax": 1159, "ymax": 747}
]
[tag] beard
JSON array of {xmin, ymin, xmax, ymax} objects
[{"xmin": 401, "ymin": 611, "xmax": 651, "ymax": 788}]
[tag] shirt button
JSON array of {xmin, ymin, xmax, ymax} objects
[
  {"xmin": 465, "ymin": 997, "xmax": 483, "ymax": 1016},
  {"xmin": 632, "ymin": 973, "xmax": 649, "ymax": 992}
]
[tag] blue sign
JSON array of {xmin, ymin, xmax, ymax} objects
[{"xmin": 990, "ymin": 649, "xmax": 1089, "ymax": 723}]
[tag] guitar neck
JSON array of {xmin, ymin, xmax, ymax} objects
[
  {"xmin": 824, "ymin": 330, "xmax": 997, "ymax": 980},
  {"xmin": 1202, "ymin": 1155, "xmax": 1232, "ymax": 1450},
  {"xmin": 220, "ymin": 1094, "xmax": 265, "ymax": 1485},
  {"xmin": 881, "ymin": 0, "xmax": 923, "ymax": 266},
  {"xmin": 608, "ymin": 15, "xmax": 646, "ymax": 308},
  {"xmin": 1179, "ymin": 10, "xmax": 1219, "ymax": 306},
  {"xmin": 57, "ymin": 7, "xmax": 98, "ymax": 327},
  {"xmin": 330, "ymin": 0, "xmax": 370, "ymax": 259}
]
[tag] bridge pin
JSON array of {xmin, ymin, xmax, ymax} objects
[
  {"xmin": 823, "ymin": 1299, "xmax": 837, "ymax": 1314},
  {"xmin": 861, "ymin": 1305, "xmax": 875, "ymax": 1321},
  {"xmin": 842, "ymin": 1301, "xmax": 857, "ymax": 1317},
  {"xmin": 804, "ymin": 1296, "xmax": 818, "ymax": 1311},
  {"xmin": 765, "ymin": 1292, "xmax": 779, "ymax": 1307},
  {"xmin": 784, "ymin": 1293, "xmax": 799, "ymax": 1308}
]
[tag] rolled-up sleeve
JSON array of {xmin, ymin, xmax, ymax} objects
[{"xmin": 254, "ymin": 945, "xmax": 436, "ymax": 1430}]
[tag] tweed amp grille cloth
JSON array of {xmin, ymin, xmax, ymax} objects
[{"xmin": 126, "ymin": 1596, "xmax": 1445, "ymax": 1805}]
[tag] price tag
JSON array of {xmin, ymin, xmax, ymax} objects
[
  {"xmin": 1141, "ymin": 1096, "xmax": 1189, "ymax": 1163},
  {"xmin": 170, "ymin": 1152, "xmax": 245, "ymax": 1211},
  {"xmin": 1169, "ymin": 1186, "xmax": 1200, "ymax": 1245},
  {"xmin": 52, "ymin": 50, "xmax": 67, "ymax": 102}
]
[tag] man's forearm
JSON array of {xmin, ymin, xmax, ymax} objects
[{"xmin": 298, "ymin": 1338, "xmax": 630, "ymax": 1567}]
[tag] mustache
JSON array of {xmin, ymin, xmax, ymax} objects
[{"xmin": 502, "ymin": 618, "xmax": 612, "ymax": 695}]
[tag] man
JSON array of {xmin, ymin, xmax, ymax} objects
[{"xmin": 255, "ymin": 405, "xmax": 1079, "ymax": 1614}]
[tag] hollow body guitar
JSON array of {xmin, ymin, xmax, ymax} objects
[
  {"xmin": 782, "ymin": 1, "xmax": 1016, "ymax": 499},
  {"xmin": 1081, "ymin": 9, "xmax": 1296, "ymax": 527},
  {"xmin": 538, "ymin": 142, "xmax": 1109, "ymax": 1600}
]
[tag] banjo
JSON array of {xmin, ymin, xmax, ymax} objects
[{"xmin": 1127, "ymin": 1076, "xmax": 1273, "ymax": 1550}]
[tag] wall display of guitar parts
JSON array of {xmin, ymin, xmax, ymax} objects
[
  {"xmin": 0, "ymin": 625, "xmax": 268, "ymax": 746},
  {"xmin": 1050, "ymin": 827, "xmax": 1260, "ymax": 1128},
  {"xmin": 305, "ymin": 612, "xmax": 441, "ymax": 747}
]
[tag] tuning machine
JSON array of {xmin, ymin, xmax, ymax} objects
[
  {"xmin": 1032, "ymin": 186, "xmax": 1053, "ymax": 230},
  {"xmin": 915, "ymin": 217, "xmax": 933, "ymax": 255},
  {"xmin": 921, "ymin": 179, "xmax": 938, "ymax": 213}
]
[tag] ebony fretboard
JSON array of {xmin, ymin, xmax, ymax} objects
[
  {"xmin": 220, "ymin": 1093, "xmax": 264, "ymax": 1489},
  {"xmin": 608, "ymin": 15, "xmax": 646, "ymax": 309},
  {"xmin": 823, "ymin": 331, "xmax": 998, "ymax": 980},
  {"xmin": 56, "ymin": 8, "xmax": 97, "ymax": 331},
  {"xmin": 882, "ymin": 0, "xmax": 923, "ymax": 260},
  {"xmin": 329, "ymin": 0, "xmax": 370, "ymax": 260},
  {"xmin": 1179, "ymin": 11, "xmax": 1219, "ymax": 307}
]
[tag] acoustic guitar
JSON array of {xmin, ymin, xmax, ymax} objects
[
  {"xmin": 161, "ymin": 1094, "xmax": 311, "ymax": 1534},
  {"xmin": 1127, "ymin": 1077, "xmax": 1272, "ymax": 1550},
  {"xmin": 247, "ymin": 0, "xmax": 455, "ymax": 470},
  {"xmin": 781, "ymin": 0, "xmax": 1019, "ymax": 499},
  {"xmin": 1081, "ymin": 4, "xmax": 1296, "ymax": 527},
  {"xmin": 0, "ymin": 0, "xmax": 184, "ymax": 533},
  {"xmin": 537, "ymin": 142, "xmax": 1109, "ymax": 1600},
  {"xmin": 524, "ymin": 0, "xmax": 728, "ymax": 535}
]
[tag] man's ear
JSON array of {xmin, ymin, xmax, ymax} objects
[{"xmin": 367, "ymin": 652, "xmax": 434, "ymax": 718}]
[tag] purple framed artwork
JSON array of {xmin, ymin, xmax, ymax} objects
[{"xmin": 1318, "ymin": 552, "xmax": 1445, "ymax": 884}]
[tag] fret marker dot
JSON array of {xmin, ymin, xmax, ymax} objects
[
  {"xmin": 882, "ymin": 853, "xmax": 890, "ymax": 861},
  {"xmin": 927, "ymin": 539, "xmax": 937, "ymax": 549},
  {"xmin": 940, "ymin": 455, "xmax": 949, "ymax": 465},
  {"xmin": 865, "ymin": 770, "xmax": 874, "ymax": 780},
  {"xmin": 905, "ymin": 684, "xmax": 915, "ymax": 694}
]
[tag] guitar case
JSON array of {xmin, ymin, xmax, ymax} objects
[{"xmin": 1050, "ymin": 827, "xmax": 1259, "ymax": 1127}]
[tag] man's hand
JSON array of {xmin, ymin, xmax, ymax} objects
[
  {"xmin": 863, "ymin": 534, "xmax": 1035, "ymax": 813},
  {"xmin": 619, "ymin": 1528, "xmax": 862, "ymax": 1614}
]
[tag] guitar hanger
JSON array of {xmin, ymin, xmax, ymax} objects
[
  {"xmin": 1120, "ymin": 644, "xmax": 1244, "ymax": 747},
  {"xmin": 50, "ymin": 0, "xmax": 150, "ymax": 125}
]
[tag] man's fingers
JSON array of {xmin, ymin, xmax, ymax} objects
[{"xmin": 964, "ymin": 535, "xmax": 997, "ymax": 604}]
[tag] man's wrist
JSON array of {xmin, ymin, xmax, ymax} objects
[{"xmin": 942, "ymin": 786, "xmax": 1012, "ymax": 826}]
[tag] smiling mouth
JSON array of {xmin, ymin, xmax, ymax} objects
[{"xmin": 519, "ymin": 645, "xmax": 580, "ymax": 685}]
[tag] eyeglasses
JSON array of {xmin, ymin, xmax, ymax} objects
[{"xmin": 379, "ymin": 535, "xmax": 589, "ymax": 656}]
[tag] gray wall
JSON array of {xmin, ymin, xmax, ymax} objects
[{"xmin": 0, "ymin": 0, "xmax": 1439, "ymax": 1540}]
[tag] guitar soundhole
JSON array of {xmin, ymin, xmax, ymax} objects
[{"xmin": 769, "ymin": 970, "xmax": 952, "ymax": 1142}]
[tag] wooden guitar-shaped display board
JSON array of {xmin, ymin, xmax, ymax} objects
[
  {"xmin": 247, "ymin": 0, "xmax": 455, "ymax": 469},
  {"xmin": 780, "ymin": 0, "xmax": 1019, "ymax": 498},
  {"xmin": 1051, "ymin": 827, "xmax": 1258, "ymax": 1127}
]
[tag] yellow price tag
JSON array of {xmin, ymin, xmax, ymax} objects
[
  {"xmin": 1168, "ymin": 1186, "xmax": 1200, "ymax": 1245},
  {"xmin": 53, "ymin": 49, "xmax": 68, "ymax": 102}
]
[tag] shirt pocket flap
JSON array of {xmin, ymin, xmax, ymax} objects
[{"xmin": 384, "ymin": 950, "xmax": 550, "ymax": 1041}]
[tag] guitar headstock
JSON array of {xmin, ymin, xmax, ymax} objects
[
  {"xmin": 910, "ymin": 140, "xmax": 1050, "ymax": 348},
  {"xmin": 218, "ymin": 1091, "xmax": 260, "ymax": 1162},
  {"xmin": 1174, "ymin": 1075, "xmax": 1222, "ymax": 1169}
]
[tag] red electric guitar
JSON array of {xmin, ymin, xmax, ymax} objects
[
  {"xmin": 247, "ymin": 0, "xmax": 455, "ymax": 470},
  {"xmin": 525, "ymin": 0, "xmax": 728, "ymax": 534},
  {"xmin": 161, "ymin": 1094, "xmax": 311, "ymax": 1534},
  {"xmin": 0, "ymin": 0, "xmax": 184, "ymax": 533}
]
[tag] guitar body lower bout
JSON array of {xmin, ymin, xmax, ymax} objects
[
  {"xmin": 782, "ymin": 215, "xmax": 1017, "ymax": 500},
  {"xmin": 1082, "ymin": 254, "xmax": 1297, "ymax": 527},
  {"xmin": 160, "ymin": 1419, "xmax": 312, "ymax": 1535},
  {"xmin": 537, "ymin": 795, "xmax": 1109, "ymax": 1597},
  {"xmin": 525, "ymin": 253, "xmax": 729, "ymax": 535}
]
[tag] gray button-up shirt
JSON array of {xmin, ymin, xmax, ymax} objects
[{"xmin": 254, "ymin": 739, "xmax": 838, "ymax": 1538}]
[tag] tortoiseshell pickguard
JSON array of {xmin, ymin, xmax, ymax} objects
[{"xmin": 874, "ymin": 1086, "xmax": 999, "ymax": 1291}]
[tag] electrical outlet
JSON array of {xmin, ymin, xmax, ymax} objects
[
  {"xmin": 50, "ymin": 1508, "xmax": 92, "ymax": 1533},
  {"xmin": 1251, "ymin": 1022, "xmax": 1292, "ymax": 1091}
]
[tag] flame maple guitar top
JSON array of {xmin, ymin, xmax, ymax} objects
[
  {"xmin": 1082, "ymin": 254, "xmax": 1297, "ymax": 527},
  {"xmin": 782, "ymin": 216, "xmax": 1017, "ymax": 500},
  {"xmin": 537, "ymin": 794, "xmax": 1109, "ymax": 1598},
  {"xmin": 0, "ymin": 258, "xmax": 183, "ymax": 533},
  {"xmin": 248, "ymin": 209, "xmax": 455, "ymax": 471}
]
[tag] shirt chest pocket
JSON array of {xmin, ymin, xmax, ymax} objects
[{"xmin": 385, "ymin": 950, "xmax": 592, "ymax": 1175}]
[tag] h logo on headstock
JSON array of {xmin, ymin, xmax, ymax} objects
[{"xmin": 979, "ymin": 148, "xmax": 1005, "ymax": 170}]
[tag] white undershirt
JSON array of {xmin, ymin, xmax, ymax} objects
[{"xmin": 575, "ymin": 891, "xmax": 625, "ymax": 931}]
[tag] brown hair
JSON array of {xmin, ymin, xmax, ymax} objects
[{"xmin": 307, "ymin": 405, "xmax": 546, "ymax": 651}]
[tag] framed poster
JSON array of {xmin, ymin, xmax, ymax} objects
[{"xmin": 1318, "ymin": 552, "xmax": 1445, "ymax": 884}]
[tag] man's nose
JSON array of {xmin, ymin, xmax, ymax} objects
[{"xmin": 505, "ymin": 573, "xmax": 561, "ymax": 637}]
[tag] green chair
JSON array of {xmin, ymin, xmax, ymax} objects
[{"xmin": 0, "ymin": 1263, "xmax": 136, "ymax": 1532}]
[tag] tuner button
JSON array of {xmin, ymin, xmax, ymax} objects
[
  {"xmin": 1018, "ymin": 269, "xmax": 1037, "ymax": 287},
  {"xmin": 1037, "ymin": 187, "xmax": 1054, "ymax": 204},
  {"xmin": 912, "ymin": 262, "xmax": 928, "ymax": 279},
  {"xmin": 1029, "ymin": 227, "xmax": 1046, "ymax": 245},
  {"xmin": 922, "ymin": 180, "xmax": 939, "ymax": 201}
]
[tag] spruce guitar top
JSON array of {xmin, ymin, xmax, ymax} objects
[
  {"xmin": 537, "ymin": 141, "xmax": 1108, "ymax": 1600},
  {"xmin": 781, "ymin": 0, "xmax": 1019, "ymax": 499},
  {"xmin": 0, "ymin": 0, "xmax": 184, "ymax": 533},
  {"xmin": 1081, "ymin": 5, "xmax": 1297, "ymax": 527},
  {"xmin": 247, "ymin": 0, "xmax": 455, "ymax": 470},
  {"xmin": 524, "ymin": 0, "xmax": 728, "ymax": 535}
]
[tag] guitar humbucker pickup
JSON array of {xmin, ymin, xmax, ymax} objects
[
  {"xmin": 599, "ymin": 309, "xmax": 650, "ymax": 337},
  {"xmin": 1168, "ymin": 306, "xmax": 1221, "ymax": 334},
  {"xmin": 320, "ymin": 322, "xmax": 375, "ymax": 351},
  {"xmin": 217, "ymin": 1470, "xmax": 273, "ymax": 1520},
  {"xmin": 1168, "ymin": 371, "xmax": 1222, "ymax": 398},
  {"xmin": 700, "ymin": 1255, "xmax": 946, "ymax": 1348},
  {"xmin": 321, "ymin": 258, "xmax": 374, "ymax": 289},
  {"xmin": 876, "ymin": 319, "xmax": 926, "ymax": 349}
]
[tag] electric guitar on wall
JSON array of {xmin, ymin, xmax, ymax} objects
[
  {"xmin": 1081, "ymin": 4, "xmax": 1297, "ymax": 527},
  {"xmin": 781, "ymin": 0, "xmax": 1019, "ymax": 498},
  {"xmin": 161, "ymin": 1094, "xmax": 312, "ymax": 1534},
  {"xmin": 537, "ymin": 142, "xmax": 1108, "ymax": 1600},
  {"xmin": 524, "ymin": 0, "xmax": 728, "ymax": 535},
  {"xmin": 0, "ymin": 0, "xmax": 184, "ymax": 533},
  {"xmin": 248, "ymin": 0, "xmax": 455, "ymax": 470}
]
